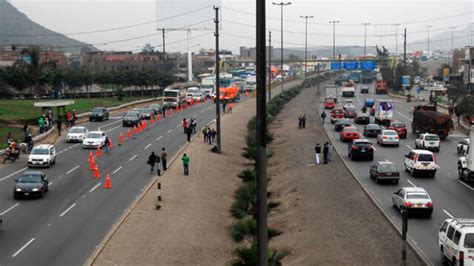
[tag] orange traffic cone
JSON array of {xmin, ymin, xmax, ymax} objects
[
  {"xmin": 157, "ymin": 114, "xmax": 161, "ymax": 121},
  {"xmin": 96, "ymin": 146, "xmax": 102, "ymax": 157},
  {"xmin": 108, "ymin": 137, "xmax": 113, "ymax": 149},
  {"xmin": 143, "ymin": 120, "xmax": 147, "ymax": 129},
  {"xmin": 89, "ymin": 159, "xmax": 95, "ymax": 170},
  {"xmin": 133, "ymin": 125, "xmax": 138, "ymax": 135},
  {"xmin": 88, "ymin": 151, "xmax": 93, "ymax": 163},
  {"xmin": 127, "ymin": 129, "xmax": 131, "ymax": 139},
  {"xmin": 119, "ymin": 132, "xmax": 124, "ymax": 145},
  {"xmin": 94, "ymin": 166, "xmax": 100, "ymax": 178},
  {"xmin": 150, "ymin": 116, "xmax": 155, "ymax": 124},
  {"xmin": 104, "ymin": 174, "xmax": 112, "ymax": 189}
]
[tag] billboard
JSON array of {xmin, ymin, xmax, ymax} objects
[{"xmin": 156, "ymin": 0, "xmax": 221, "ymax": 30}]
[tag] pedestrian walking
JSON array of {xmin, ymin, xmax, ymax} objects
[
  {"xmin": 56, "ymin": 118, "xmax": 62, "ymax": 136},
  {"xmin": 186, "ymin": 127, "xmax": 192, "ymax": 142},
  {"xmin": 6, "ymin": 132, "xmax": 12, "ymax": 146},
  {"xmin": 314, "ymin": 143, "xmax": 321, "ymax": 164},
  {"xmin": 23, "ymin": 124, "xmax": 29, "ymax": 142},
  {"xmin": 298, "ymin": 115, "xmax": 303, "ymax": 129},
  {"xmin": 182, "ymin": 153, "xmax": 190, "ymax": 175},
  {"xmin": 203, "ymin": 126, "xmax": 209, "ymax": 143},
  {"xmin": 191, "ymin": 118, "xmax": 197, "ymax": 134},
  {"xmin": 320, "ymin": 111, "xmax": 326, "ymax": 124},
  {"xmin": 327, "ymin": 142, "xmax": 333, "ymax": 162},
  {"xmin": 161, "ymin": 147, "xmax": 167, "ymax": 171},
  {"xmin": 222, "ymin": 101, "xmax": 227, "ymax": 113},
  {"xmin": 104, "ymin": 136, "xmax": 110, "ymax": 153},
  {"xmin": 148, "ymin": 152, "xmax": 157, "ymax": 173},
  {"xmin": 39, "ymin": 115, "xmax": 45, "ymax": 134},
  {"xmin": 211, "ymin": 128, "xmax": 216, "ymax": 143},
  {"xmin": 323, "ymin": 142, "xmax": 329, "ymax": 164},
  {"xmin": 302, "ymin": 114, "xmax": 306, "ymax": 129},
  {"xmin": 162, "ymin": 106, "xmax": 166, "ymax": 118},
  {"xmin": 208, "ymin": 128, "xmax": 213, "ymax": 144},
  {"xmin": 182, "ymin": 118, "xmax": 188, "ymax": 134}
]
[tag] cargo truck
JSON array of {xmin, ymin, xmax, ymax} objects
[
  {"xmin": 374, "ymin": 80, "xmax": 388, "ymax": 94},
  {"xmin": 458, "ymin": 126, "xmax": 474, "ymax": 182},
  {"xmin": 374, "ymin": 100, "xmax": 394, "ymax": 126},
  {"xmin": 325, "ymin": 85, "xmax": 338, "ymax": 103},
  {"xmin": 341, "ymin": 80, "xmax": 356, "ymax": 97},
  {"xmin": 411, "ymin": 105, "xmax": 453, "ymax": 139}
]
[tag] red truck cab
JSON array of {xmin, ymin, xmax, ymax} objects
[{"xmin": 375, "ymin": 80, "xmax": 388, "ymax": 94}]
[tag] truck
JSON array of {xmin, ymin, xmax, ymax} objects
[
  {"xmin": 411, "ymin": 105, "xmax": 454, "ymax": 139},
  {"xmin": 325, "ymin": 85, "xmax": 338, "ymax": 103},
  {"xmin": 163, "ymin": 85, "xmax": 186, "ymax": 109},
  {"xmin": 374, "ymin": 100, "xmax": 394, "ymax": 126},
  {"xmin": 341, "ymin": 80, "xmax": 356, "ymax": 97},
  {"xmin": 245, "ymin": 74, "xmax": 257, "ymax": 91},
  {"xmin": 361, "ymin": 70, "xmax": 372, "ymax": 84},
  {"xmin": 374, "ymin": 80, "xmax": 388, "ymax": 94},
  {"xmin": 458, "ymin": 126, "xmax": 474, "ymax": 182},
  {"xmin": 350, "ymin": 70, "xmax": 361, "ymax": 83}
]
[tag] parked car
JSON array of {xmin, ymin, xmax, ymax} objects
[
  {"xmin": 148, "ymin": 103, "xmax": 162, "ymax": 115},
  {"xmin": 369, "ymin": 161, "xmax": 399, "ymax": 184},
  {"xmin": 89, "ymin": 107, "xmax": 109, "ymax": 122},
  {"xmin": 340, "ymin": 126, "xmax": 360, "ymax": 142},
  {"xmin": 415, "ymin": 133, "xmax": 440, "ymax": 152},
  {"xmin": 391, "ymin": 187, "xmax": 433, "ymax": 217},
  {"xmin": 387, "ymin": 121, "xmax": 407, "ymax": 139},
  {"xmin": 344, "ymin": 107, "xmax": 357, "ymax": 118},
  {"xmin": 354, "ymin": 112, "xmax": 370, "ymax": 124},
  {"xmin": 348, "ymin": 139, "xmax": 374, "ymax": 160},
  {"xmin": 82, "ymin": 131, "xmax": 107, "ymax": 149},
  {"xmin": 66, "ymin": 126, "xmax": 89, "ymax": 143},
  {"xmin": 457, "ymin": 138, "xmax": 469, "ymax": 155},
  {"xmin": 363, "ymin": 124, "xmax": 383, "ymax": 137},
  {"xmin": 122, "ymin": 111, "xmax": 142, "ymax": 127},
  {"xmin": 330, "ymin": 108, "xmax": 345, "ymax": 123},
  {"xmin": 28, "ymin": 144, "xmax": 56, "ymax": 168},
  {"xmin": 360, "ymin": 85, "xmax": 369, "ymax": 94},
  {"xmin": 13, "ymin": 171, "xmax": 49, "ymax": 199},
  {"xmin": 439, "ymin": 218, "xmax": 474, "ymax": 266},
  {"xmin": 334, "ymin": 118, "xmax": 352, "ymax": 132},
  {"xmin": 404, "ymin": 149, "xmax": 438, "ymax": 177},
  {"xmin": 377, "ymin": 130, "xmax": 400, "ymax": 147},
  {"xmin": 324, "ymin": 99, "xmax": 336, "ymax": 109}
]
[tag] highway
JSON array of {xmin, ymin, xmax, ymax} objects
[{"xmin": 321, "ymin": 83, "xmax": 473, "ymax": 264}]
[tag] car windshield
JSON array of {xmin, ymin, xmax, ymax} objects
[
  {"xmin": 344, "ymin": 128, "xmax": 357, "ymax": 132},
  {"xmin": 149, "ymin": 104, "xmax": 160, "ymax": 109},
  {"xmin": 141, "ymin": 109, "xmax": 151, "ymax": 114},
  {"xmin": 18, "ymin": 174, "xmax": 42, "ymax": 183},
  {"xmin": 378, "ymin": 163, "xmax": 398, "ymax": 172},
  {"xmin": 70, "ymin": 128, "xmax": 84, "ymax": 133},
  {"xmin": 333, "ymin": 110, "xmax": 343, "ymax": 114},
  {"xmin": 406, "ymin": 193, "xmax": 429, "ymax": 199},
  {"xmin": 392, "ymin": 122, "xmax": 405, "ymax": 128},
  {"xmin": 326, "ymin": 100, "xmax": 334, "ymax": 104},
  {"xmin": 337, "ymin": 119, "xmax": 350, "ymax": 124},
  {"xmin": 465, "ymin": 234, "xmax": 474, "ymax": 248},
  {"xmin": 87, "ymin": 133, "xmax": 102, "ymax": 139},
  {"xmin": 425, "ymin": 135, "xmax": 439, "ymax": 141},
  {"xmin": 164, "ymin": 91, "xmax": 177, "ymax": 97},
  {"xmin": 92, "ymin": 109, "xmax": 103, "ymax": 113},
  {"xmin": 384, "ymin": 131, "xmax": 397, "ymax": 135},
  {"xmin": 345, "ymin": 108, "xmax": 355, "ymax": 112},
  {"xmin": 125, "ymin": 112, "xmax": 139, "ymax": 118},
  {"xmin": 417, "ymin": 154, "xmax": 434, "ymax": 162},
  {"xmin": 366, "ymin": 125, "xmax": 380, "ymax": 129},
  {"xmin": 355, "ymin": 142, "xmax": 371, "ymax": 147},
  {"xmin": 31, "ymin": 148, "xmax": 49, "ymax": 155}
]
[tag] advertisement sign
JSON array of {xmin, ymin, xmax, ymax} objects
[
  {"xmin": 402, "ymin": 75, "xmax": 411, "ymax": 87},
  {"xmin": 331, "ymin": 61, "xmax": 341, "ymax": 70},
  {"xmin": 443, "ymin": 68, "xmax": 450, "ymax": 82}
]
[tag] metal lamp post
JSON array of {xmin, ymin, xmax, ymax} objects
[{"xmin": 273, "ymin": 2, "xmax": 291, "ymax": 92}]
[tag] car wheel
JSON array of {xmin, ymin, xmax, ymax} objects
[
  {"xmin": 13, "ymin": 193, "xmax": 18, "ymax": 199},
  {"xmin": 431, "ymin": 170, "xmax": 436, "ymax": 178},
  {"xmin": 395, "ymin": 144, "xmax": 399, "ymax": 147},
  {"xmin": 399, "ymin": 206, "xmax": 405, "ymax": 215},
  {"xmin": 459, "ymin": 167, "xmax": 465, "ymax": 181},
  {"xmin": 393, "ymin": 179, "xmax": 399, "ymax": 185},
  {"xmin": 440, "ymin": 247, "xmax": 448, "ymax": 265}
]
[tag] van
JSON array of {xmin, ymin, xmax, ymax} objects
[
  {"xmin": 404, "ymin": 149, "xmax": 438, "ymax": 177},
  {"xmin": 439, "ymin": 218, "xmax": 474, "ymax": 266}
]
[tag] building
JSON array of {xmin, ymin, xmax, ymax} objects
[
  {"xmin": 0, "ymin": 44, "xmax": 66, "ymax": 67},
  {"xmin": 81, "ymin": 51, "xmax": 164, "ymax": 73},
  {"xmin": 239, "ymin": 46, "xmax": 273, "ymax": 60},
  {"xmin": 463, "ymin": 46, "xmax": 473, "ymax": 92},
  {"xmin": 452, "ymin": 49, "xmax": 465, "ymax": 74}
]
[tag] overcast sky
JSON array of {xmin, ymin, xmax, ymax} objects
[{"xmin": 8, "ymin": 0, "xmax": 474, "ymax": 54}]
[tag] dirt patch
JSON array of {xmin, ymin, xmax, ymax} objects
[{"xmin": 267, "ymin": 85, "xmax": 424, "ymax": 265}]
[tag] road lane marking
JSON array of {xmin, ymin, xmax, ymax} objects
[
  {"xmin": 49, "ymin": 182, "xmax": 54, "ymax": 187},
  {"xmin": 12, "ymin": 238, "xmax": 36, "ymax": 258},
  {"xmin": 407, "ymin": 179, "xmax": 417, "ymax": 187},
  {"xmin": 443, "ymin": 209, "xmax": 454, "ymax": 218},
  {"xmin": 406, "ymin": 145, "xmax": 414, "ymax": 150},
  {"xmin": 112, "ymin": 166, "xmax": 123, "ymax": 174},
  {"xmin": 129, "ymin": 154, "xmax": 138, "ymax": 161},
  {"xmin": 89, "ymin": 183, "xmax": 101, "ymax": 193},
  {"xmin": 176, "ymin": 124, "xmax": 181, "ymax": 128},
  {"xmin": 98, "ymin": 119, "xmax": 123, "ymax": 131},
  {"xmin": 396, "ymin": 111, "xmax": 412, "ymax": 121},
  {"xmin": 144, "ymin": 143, "xmax": 152, "ymax": 150},
  {"xmin": 156, "ymin": 136, "xmax": 163, "ymax": 141},
  {"xmin": 59, "ymin": 203, "xmax": 76, "ymax": 217},
  {"xmin": 0, "ymin": 167, "xmax": 28, "ymax": 182},
  {"xmin": 0, "ymin": 203, "xmax": 19, "ymax": 216},
  {"xmin": 459, "ymin": 181, "xmax": 474, "ymax": 191},
  {"xmin": 105, "ymin": 125, "xmax": 122, "ymax": 133},
  {"xmin": 167, "ymin": 130, "xmax": 172, "ymax": 134},
  {"xmin": 66, "ymin": 165, "xmax": 80, "ymax": 174}
]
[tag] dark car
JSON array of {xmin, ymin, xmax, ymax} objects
[
  {"xmin": 334, "ymin": 118, "xmax": 352, "ymax": 132},
  {"xmin": 363, "ymin": 124, "xmax": 383, "ymax": 137},
  {"xmin": 355, "ymin": 112, "xmax": 370, "ymax": 124},
  {"xmin": 122, "ymin": 111, "xmax": 142, "ymax": 127},
  {"xmin": 148, "ymin": 104, "xmax": 162, "ymax": 115},
  {"xmin": 135, "ymin": 108, "xmax": 153, "ymax": 120},
  {"xmin": 89, "ymin": 107, "xmax": 109, "ymax": 122},
  {"xmin": 360, "ymin": 86, "xmax": 369, "ymax": 94},
  {"xmin": 348, "ymin": 139, "xmax": 374, "ymax": 161},
  {"xmin": 369, "ymin": 161, "xmax": 400, "ymax": 184},
  {"xmin": 14, "ymin": 171, "xmax": 49, "ymax": 199},
  {"xmin": 344, "ymin": 107, "xmax": 357, "ymax": 118}
]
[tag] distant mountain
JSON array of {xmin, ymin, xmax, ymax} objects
[
  {"xmin": 0, "ymin": 0, "xmax": 96, "ymax": 53},
  {"xmin": 408, "ymin": 24, "xmax": 473, "ymax": 52}
]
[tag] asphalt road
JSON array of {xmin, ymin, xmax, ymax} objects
[
  {"xmin": 321, "ymin": 82, "xmax": 473, "ymax": 264},
  {"xmin": 0, "ymin": 79, "xmax": 302, "ymax": 265}
]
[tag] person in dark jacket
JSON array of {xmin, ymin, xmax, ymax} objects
[
  {"xmin": 161, "ymin": 147, "xmax": 167, "ymax": 171},
  {"xmin": 323, "ymin": 142, "xmax": 329, "ymax": 164},
  {"xmin": 148, "ymin": 152, "xmax": 157, "ymax": 173}
]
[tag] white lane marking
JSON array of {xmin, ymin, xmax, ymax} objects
[
  {"xmin": 372, "ymin": 147, "xmax": 377, "ymax": 151},
  {"xmin": 406, "ymin": 145, "xmax": 414, "ymax": 150},
  {"xmin": 396, "ymin": 111, "xmax": 412, "ymax": 121},
  {"xmin": 113, "ymin": 166, "xmax": 123, "ymax": 174},
  {"xmin": 48, "ymin": 182, "xmax": 54, "ymax": 187},
  {"xmin": 129, "ymin": 154, "xmax": 138, "ymax": 161},
  {"xmin": 12, "ymin": 238, "xmax": 36, "ymax": 258},
  {"xmin": 66, "ymin": 165, "xmax": 80, "ymax": 174},
  {"xmin": 98, "ymin": 119, "xmax": 123, "ymax": 131},
  {"xmin": 176, "ymin": 124, "xmax": 181, "ymax": 128},
  {"xmin": 156, "ymin": 136, "xmax": 163, "ymax": 141},
  {"xmin": 59, "ymin": 203, "xmax": 76, "ymax": 217},
  {"xmin": 407, "ymin": 179, "xmax": 417, "ymax": 187},
  {"xmin": 443, "ymin": 209, "xmax": 454, "ymax": 218},
  {"xmin": 385, "ymin": 159, "xmax": 390, "ymax": 162},
  {"xmin": 0, "ymin": 203, "xmax": 20, "ymax": 216},
  {"xmin": 144, "ymin": 143, "xmax": 152, "ymax": 150},
  {"xmin": 167, "ymin": 130, "xmax": 172, "ymax": 134},
  {"xmin": 0, "ymin": 167, "xmax": 28, "ymax": 182},
  {"xmin": 459, "ymin": 181, "xmax": 474, "ymax": 191},
  {"xmin": 105, "ymin": 125, "xmax": 122, "ymax": 133},
  {"xmin": 89, "ymin": 183, "xmax": 101, "ymax": 193}
]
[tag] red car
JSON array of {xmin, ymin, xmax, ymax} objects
[
  {"xmin": 324, "ymin": 99, "xmax": 336, "ymax": 109},
  {"xmin": 340, "ymin": 126, "xmax": 361, "ymax": 142},
  {"xmin": 330, "ymin": 108, "xmax": 345, "ymax": 123},
  {"xmin": 388, "ymin": 121, "xmax": 407, "ymax": 139}
]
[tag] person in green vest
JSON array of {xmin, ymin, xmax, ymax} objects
[
  {"xmin": 181, "ymin": 153, "xmax": 190, "ymax": 175},
  {"xmin": 38, "ymin": 115, "xmax": 46, "ymax": 133}
]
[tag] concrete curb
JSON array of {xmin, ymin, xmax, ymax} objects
[{"xmin": 319, "ymin": 89, "xmax": 433, "ymax": 265}]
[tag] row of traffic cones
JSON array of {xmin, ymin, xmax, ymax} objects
[{"xmin": 88, "ymin": 155, "xmax": 111, "ymax": 189}]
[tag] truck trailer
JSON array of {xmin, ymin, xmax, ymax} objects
[{"xmin": 411, "ymin": 105, "xmax": 453, "ymax": 139}]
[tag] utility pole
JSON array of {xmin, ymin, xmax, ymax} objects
[
  {"xmin": 256, "ymin": 0, "xmax": 268, "ymax": 264},
  {"xmin": 450, "ymin": 26, "xmax": 456, "ymax": 65},
  {"xmin": 162, "ymin": 28, "xmax": 166, "ymax": 69},
  {"xmin": 300, "ymin": 15, "xmax": 313, "ymax": 80},
  {"xmin": 426, "ymin": 25, "xmax": 432, "ymax": 57},
  {"xmin": 268, "ymin": 31, "xmax": 272, "ymax": 101},
  {"xmin": 329, "ymin": 20, "xmax": 340, "ymax": 60},
  {"xmin": 214, "ymin": 6, "xmax": 221, "ymax": 154},
  {"xmin": 403, "ymin": 28, "xmax": 407, "ymax": 70},
  {"xmin": 273, "ymin": 2, "xmax": 291, "ymax": 92},
  {"xmin": 362, "ymin": 22, "xmax": 370, "ymax": 55},
  {"xmin": 393, "ymin": 23, "xmax": 401, "ymax": 91}
]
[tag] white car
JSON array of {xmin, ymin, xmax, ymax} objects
[
  {"xmin": 391, "ymin": 187, "xmax": 433, "ymax": 217},
  {"xmin": 439, "ymin": 218, "xmax": 474, "ymax": 266},
  {"xmin": 404, "ymin": 149, "xmax": 438, "ymax": 177},
  {"xmin": 28, "ymin": 144, "xmax": 56, "ymax": 167},
  {"xmin": 192, "ymin": 92, "xmax": 205, "ymax": 102},
  {"xmin": 82, "ymin": 131, "xmax": 107, "ymax": 149},
  {"xmin": 457, "ymin": 138, "xmax": 469, "ymax": 155},
  {"xmin": 66, "ymin": 126, "xmax": 89, "ymax": 143},
  {"xmin": 377, "ymin": 130, "xmax": 400, "ymax": 147},
  {"xmin": 415, "ymin": 133, "xmax": 440, "ymax": 152},
  {"xmin": 343, "ymin": 99, "xmax": 354, "ymax": 109}
]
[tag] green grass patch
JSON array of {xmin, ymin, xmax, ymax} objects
[{"xmin": 0, "ymin": 126, "xmax": 24, "ymax": 150}]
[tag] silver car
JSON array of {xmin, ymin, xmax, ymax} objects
[
  {"xmin": 391, "ymin": 187, "xmax": 433, "ymax": 217},
  {"xmin": 377, "ymin": 130, "xmax": 399, "ymax": 147}
]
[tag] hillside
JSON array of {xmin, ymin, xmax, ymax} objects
[{"xmin": 0, "ymin": 0, "xmax": 96, "ymax": 53}]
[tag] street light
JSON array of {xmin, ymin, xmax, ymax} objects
[
  {"xmin": 300, "ymin": 15, "xmax": 313, "ymax": 80},
  {"xmin": 393, "ymin": 23, "xmax": 401, "ymax": 91},
  {"xmin": 362, "ymin": 22, "xmax": 370, "ymax": 55},
  {"xmin": 329, "ymin": 20, "xmax": 340, "ymax": 60},
  {"xmin": 273, "ymin": 2, "xmax": 291, "ymax": 92},
  {"xmin": 426, "ymin": 25, "xmax": 432, "ymax": 57}
]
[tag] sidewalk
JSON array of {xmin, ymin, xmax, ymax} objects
[{"xmin": 91, "ymin": 97, "xmax": 257, "ymax": 265}]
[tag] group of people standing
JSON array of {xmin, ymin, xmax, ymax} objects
[
  {"xmin": 314, "ymin": 142, "xmax": 333, "ymax": 165},
  {"xmin": 182, "ymin": 118, "xmax": 197, "ymax": 142},
  {"xmin": 147, "ymin": 147, "xmax": 168, "ymax": 175},
  {"xmin": 202, "ymin": 126, "xmax": 217, "ymax": 144}
]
